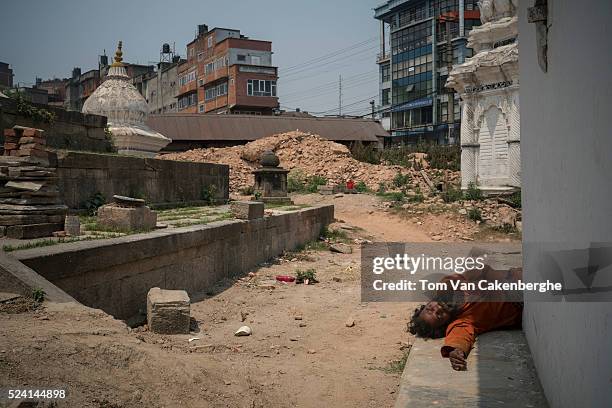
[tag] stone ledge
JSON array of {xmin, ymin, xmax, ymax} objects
[
  {"xmin": 13, "ymin": 205, "xmax": 334, "ymax": 279},
  {"xmin": 0, "ymin": 252, "xmax": 77, "ymax": 303},
  {"xmin": 395, "ymin": 330, "xmax": 548, "ymax": 408}
]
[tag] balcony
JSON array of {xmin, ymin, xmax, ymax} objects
[{"xmin": 377, "ymin": 51, "xmax": 391, "ymax": 63}]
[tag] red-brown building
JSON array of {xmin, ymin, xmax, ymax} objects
[
  {"xmin": 177, "ymin": 25, "xmax": 278, "ymax": 115},
  {"xmin": 35, "ymin": 78, "xmax": 68, "ymax": 107}
]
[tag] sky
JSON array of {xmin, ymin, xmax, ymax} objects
[{"xmin": 0, "ymin": 0, "xmax": 382, "ymax": 116}]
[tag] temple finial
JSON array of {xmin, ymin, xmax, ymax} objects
[{"xmin": 111, "ymin": 41, "xmax": 124, "ymax": 67}]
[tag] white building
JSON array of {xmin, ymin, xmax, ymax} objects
[{"xmin": 447, "ymin": 0, "xmax": 520, "ymax": 193}]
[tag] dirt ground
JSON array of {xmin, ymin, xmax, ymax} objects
[{"xmin": 0, "ymin": 193, "xmax": 519, "ymax": 408}]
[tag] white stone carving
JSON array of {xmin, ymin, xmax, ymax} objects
[
  {"xmin": 447, "ymin": 0, "xmax": 520, "ymax": 193},
  {"xmin": 82, "ymin": 42, "xmax": 171, "ymax": 157}
]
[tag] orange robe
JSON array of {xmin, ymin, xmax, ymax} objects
[
  {"xmin": 438, "ymin": 267, "xmax": 523, "ymax": 357},
  {"xmin": 440, "ymin": 301, "xmax": 522, "ymax": 357}
]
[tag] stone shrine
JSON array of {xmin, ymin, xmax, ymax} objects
[
  {"xmin": 252, "ymin": 150, "xmax": 293, "ymax": 204},
  {"xmin": 82, "ymin": 42, "xmax": 171, "ymax": 157},
  {"xmin": 97, "ymin": 195, "xmax": 157, "ymax": 231},
  {"xmin": 447, "ymin": 0, "xmax": 520, "ymax": 193}
]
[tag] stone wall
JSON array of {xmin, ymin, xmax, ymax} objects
[
  {"xmin": 0, "ymin": 97, "xmax": 114, "ymax": 153},
  {"xmin": 15, "ymin": 205, "xmax": 334, "ymax": 320},
  {"xmin": 55, "ymin": 151, "xmax": 229, "ymax": 208}
]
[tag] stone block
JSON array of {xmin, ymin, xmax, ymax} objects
[
  {"xmin": 97, "ymin": 204, "xmax": 157, "ymax": 231},
  {"xmin": 64, "ymin": 215, "xmax": 80, "ymax": 236},
  {"xmin": 231, "ymin": 201, "xmax": 264, "ymax": 220},
  {"xmin": 6, "ymin": 222, "xmax": 64, "ymax": 239},
  {"xmin": 146, "ymin": 287, "xmax": 190, "ymax": 334},
  {"xmin": 317, "ymin": 185, "xmax": 334, "ymax": 195}
]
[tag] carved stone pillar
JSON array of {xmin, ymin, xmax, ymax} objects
[
  {"xmin": 460, "ymin": 98, "xmax": 478, "ymax": 189},
  {"xmin": 507, "ymin": 92, "xmax": 521, "ymax": 187}
]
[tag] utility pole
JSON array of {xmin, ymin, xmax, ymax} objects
[
  {"xmin": 338, "ymin": 74, "xmax": 342, "ymax": 116},
  {"xmin": 370, "ymin": 100, "xmax": 375, "ymax": 119}
]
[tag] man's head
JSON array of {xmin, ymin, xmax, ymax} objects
[{"xmin": 407, "ymin": 299, "xmax": 462, "ymax": 338}]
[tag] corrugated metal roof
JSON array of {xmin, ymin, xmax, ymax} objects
[{"xmin": 146, "ymin": 113, "xmax": 388, "ymax": 143}]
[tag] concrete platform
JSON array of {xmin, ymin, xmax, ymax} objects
[{"xmin": 395, "ymin": 330, "xmax": 548, "ymax": 408}]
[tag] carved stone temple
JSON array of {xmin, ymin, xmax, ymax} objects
[
  {"xmin": 82, "ymin": 42, "xmax": 171, "ymax": 157},
  {"xmin": 447, "ymin": 0, "xmax": 520, "ymax": 193}
]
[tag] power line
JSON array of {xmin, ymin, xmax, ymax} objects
[
  {"xmin": 278, "ymin": 61, "xmax": 378, "ymax": 90},
  {"xmin": 280, "ymin": 69, "xmax": 376, "ymax": 99},
  {"xmin": 279, "ymin": 37, "xmax": 377, "ymax": 74},
  {"xmin": 281, "ymin": 77, "xmax": 377, "ymax": 104},
  {"xmin": 280, "ymin": 46, "xmax": 378, "ymax": 80},
  {"xmin": 357, "ymin": 90, "xmax": 439, "ymax": 118},
  {"xmin": 313, "ymin": 94, "xmax": 378, "ymax": 115}
]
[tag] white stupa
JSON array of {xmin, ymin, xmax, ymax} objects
[{"xmin": 82, "ymin": 41, "xmax": 171, "ymax": 157}]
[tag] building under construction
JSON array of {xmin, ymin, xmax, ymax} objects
[{"xmin": 374, "ymin": 0, "xmax": 481, "ymax": 144}]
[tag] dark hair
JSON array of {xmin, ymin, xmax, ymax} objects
[{"xmin": 407, "ymin": 304, "xmax": 447, "ymax": 339}]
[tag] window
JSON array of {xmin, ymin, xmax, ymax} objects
[
  {"xmin": 381, "ymin": 64, "xmax": 390, "ymax": 83},
  {"xmin": 396, "ymin": 2, "xmax": 428, "ymax": 28},
  {"xmin": 391, "ymin": 21, "xmax": 432, "ymax": 57},
  {"xmin": 207, "ymin": 37, "xmax": 213, "ymax": 48},
  {"xmin": 199, "ymin": 104, "xmax": 205, "ymax": 112},
  {"xmin": 204, "ymin": 82, "xmax": 229, "ymax": 101},
  {"xmin": 464, "ymin": 0, "xmax": 479, "ymax": 11},
  {"xmin": 205, "ymin": 57, "xmax": 227, "ymax": 74},
  {"xmin": 197, "ymin": 52, "xmax": 204, "ymax": 61},
  {"xmin": 431, "ymin": 0, "xmax": 460, "ymax": 16},
  {"xmin": 178, "ymin": 92, "xmax": 197, "ymax": 109},
  {"xmin": 217, "ymin": 82, "xmax": 227, "ymax": 96},
  {"xmin": 382, "ymin": 88, "xmax": 390, "ymax": 106},
  {"xmin": 247, "ymin": 80, "xmax": 277, "ymax": 97},
  {"xmin": 179, "ymin": 70, "xmax": 196, "ymax": 86},
  {"xmin": 251, "ymin": 55, "xmax": 261, "ymax": 65},
  {"xmin": 391, "ymin": 106, "xmax": 433, "ymax": 129},
  {"xmin": 237, "ymin": 54, "xmax": 246, "ymax": 62}
]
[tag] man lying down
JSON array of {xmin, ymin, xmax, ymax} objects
[{"xmin": 408, "ymin": 266, "xmax": 523, "ymax": 371}]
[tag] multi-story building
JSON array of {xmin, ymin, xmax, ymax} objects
[
  {"xmin": 374, "ymin": 0, "xmax": 481, "ymax": 144},
  {"xmin": 177, "ymin": 24, "xmax": 279, "ymax": 115},
  {"xmin": 64, "ymin": 54, "xmax": 155, "ymax": 111},
  {"xmin": 136, "ymin": 58, "xmax": 184, "ymax": 115},
  {"xmin": 0, "ymin": 62, "xmax": 14, "ymax": 89},
  {"xmin": 64, "ymin": 68, "xmax": 82, "ymax": 111},
  {"xmin": 14, "ymin": 87, "xmax": 48, "ymax": 105},
  {"xmin": 78, "ymin": 69, "xmax": 101, "ymax": 111},
  {"xmin": 34, "ymin": 77, "xmax": 68, "ymax": 107},
  {"xmin": 64, "ymin": 68, "xmax": 100, "ymax": 111}
]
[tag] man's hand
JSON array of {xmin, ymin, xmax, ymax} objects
[{"xmin": 448, "ymin": 348, "xmax": 467, "ymax": 371}]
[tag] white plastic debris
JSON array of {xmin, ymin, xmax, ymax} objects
[{"xmin": 234, "ymin": 326, "xmax": 252, "ymax": 336}]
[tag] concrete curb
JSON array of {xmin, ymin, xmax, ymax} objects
[{"xmin": 395, "ymin": 331, "xmax": 548, "ymax": 407}]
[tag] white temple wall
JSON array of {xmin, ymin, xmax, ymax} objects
[{"xmin": 520, "ymin": 0, "xmax": 612, "ymax": 406}]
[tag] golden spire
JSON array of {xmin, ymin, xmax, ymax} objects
[{"xmin": 111, "ymin": 41, "xmax": 124, "ymax": 67}]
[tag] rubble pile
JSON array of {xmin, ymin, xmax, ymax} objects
[
  {"xmin": 385, "ymin": 195, "xmax": 521, "ymax": 241},
  {"xmin": 0, "ymin": 127, "xmax": 67, "ymax": 239},
  {"xmin": 162, "ymin": 131, "xmax": 460, "ymax": 192}
]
